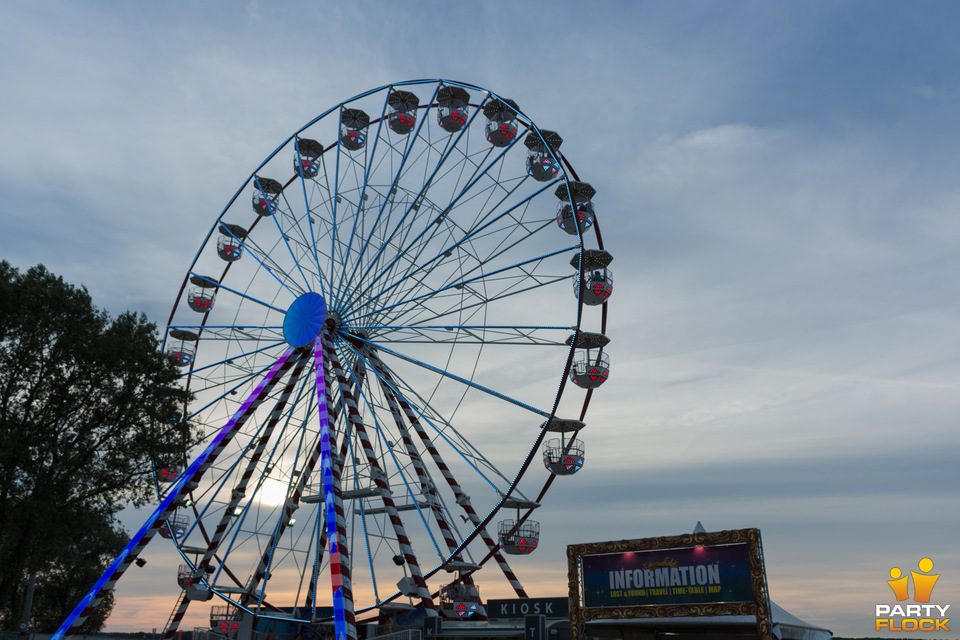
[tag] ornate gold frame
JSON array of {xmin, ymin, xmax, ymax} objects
[{"xmin": 566, "ymin": 528, "xmax": 772, "ymax": 640}]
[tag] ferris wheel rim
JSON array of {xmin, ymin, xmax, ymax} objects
[{"xmin": 154, "ymin": 78, "xmax": 607, "ymax": 627}]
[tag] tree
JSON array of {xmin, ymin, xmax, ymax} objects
[{"xmin": 0, "ymin": 262, "xmax": 192, "ymax": 632}]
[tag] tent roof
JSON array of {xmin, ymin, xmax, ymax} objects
[{"xmin": 585, "ymin": 601, "xmax": 831, "ymax": 640}]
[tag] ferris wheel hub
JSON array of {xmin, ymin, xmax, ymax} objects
[{"xmin": 283, "ymin": 292, "xmax": 327, "ymax": 347}]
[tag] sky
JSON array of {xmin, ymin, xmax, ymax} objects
[{"xmin": 2, "ymin": 1, "xmax": 960, "ymax": 638}]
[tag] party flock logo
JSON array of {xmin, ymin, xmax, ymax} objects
[{"xmin": 876, "ymin": 558, "xmax": 950, "ymax": 632}]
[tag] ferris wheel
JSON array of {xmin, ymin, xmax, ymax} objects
[{"xmin": 52, "ymin": 79, "xmax": 614, "ymax": 640}]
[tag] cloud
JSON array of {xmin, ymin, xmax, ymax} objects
[{"xmin": 4, "ymin": 2, "xmax": 960, "ymax": 638}]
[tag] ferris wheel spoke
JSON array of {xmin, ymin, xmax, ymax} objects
[
  {"xmin": 339, "ymin": 195, "xmax": 453, "ymax": 319},
  {"xmin": 350, "ymin": 138, "xmax": 523, "ymax": 306},
  {"xmin": 287, "ymin": 143, "xmax": 329, "ymax": 294},
  {"xmin": 450, "ymin": 176, "xmax": 560, "ymax": 250},
  {"xmin": 259, "ymin": 176, "xmax": 320, "ymax": 293},
  {"xmin": 339, "ymin": 193, "xmax": 436, "ymax": 316},
  {"xmin": 329, "ymin": 156, "xmax": 369, "ymax": 289},
  {"xmin": 336, "ymin": 144, "xmax": 422, "ymax": 300},
  {"xmin": 459, "ymin": 151, "xmax": 534, "ymax": 235},
  {"xmin": 337, "ymin": 181, "xmax": 559, "ymax": 321},
  {"xmin": 177, "ymin": 355, "xmax": 292, "ymax": 422},
  {"xmin": 433, "ymin": 215, "xmax": 563, "ymax": 294},
  {"xmin": 211, "ymin": 358, "xmax": 307, "ymax": 560},
  {"xmin": 353, "ymin": 336, "xmax": 548, "ymax": 420},
  {"xmin": 430, "ymin": 119, "xmax": 525, "ymax": 219},
  {"xmin": 178, "ymin": 345, "xmax": 289, "ymax": 426},
  {"xmin": 349, "ymin": 245, "xmax": 575, "ymax": 326},
  {"xmin": 341, "ymin": 324, "xmax": 571, "ymax": 346},
  {"xmin": 367, "ymin": 261, "xmax": 574, "ymax": 332},
  {"xmin": 183, "ymin": 340, "xmax": 286, "ymax": 376},
  {"xmin": 210, "ymin": 382, "xmax": 318, "ymax": 598},
  {"xmin": 365, "ymin": 354, "xmax": 474, "ymax": 562},
  {"xmin": 332, "ymin": 177, "xmax": 406, "ymax": 309},
  {"xmin": 216, "ymin": 220, "xmax": 302, "ymax": 300},
  {"xmin": 333, "ymin": 112, "xmax": 415, "ymax": 309},
  {"xmin": 209, "ymin": 383, "xmax": 319, "ymax": 579},
  {"xmin": 232, "ymin": 229, "xmax": 314, "ymax": 299},
  {"xmin": 343, "ymin": 98, "xmax": 484, "ymax": 313},
  {"xmin": 169, "ymin": 325, "xmax": 285, "ymax": 343},
  {"xmin": 334, "ymin": 340, "xmax": 446, "ymax": 563},
  {"xmin": 390, "ymin": 175, "xmax": 535, "ymax": 296},
  {"xmin": 189, "ymin": 272, "xmax": 287, "ymax": 314},
  {"xmin": 334, "ymin": 86, "xmax": 443, "ymax": 309},
  {"xmin": 326, "ymin": 117, "xmax": 349, "ymax": 305},
  {"xmin": 369, "ymin": 277, "xmax": 560, "ymax": 333},
  {"xmin": 366, "ymin": 247, "xmax": 570, "ymax": 326},
  {"xmin": 360, "ymin": 349, "xmax": 528, "ymax": 597},
  {"xmin": 340, "ymin": 339, "xmax": 514, "ymax": 493},
  {"xmin": 322, "ymin": 337, "xmax": 439, "ymax": 617},
  {"xmin": 353, "ymin": 218, "xmax": 454, "ymax": 319}
]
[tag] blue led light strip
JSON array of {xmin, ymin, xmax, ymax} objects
[
  {"xmin": 52, "ymin": 347, "xmax": 297, "ymax": 640},
  {"xmin": 313, "ymin": 337, "xmax": 348, "ymax": 640}
]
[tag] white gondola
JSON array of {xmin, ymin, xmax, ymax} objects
[
  {"xmin": 252, "ymin": 177, "xmax": 283, "ymax": 216},
  {"xmin": 439, "ymin": 581, "xmax": 484, "ymax": 619},
  {"xmin": 186, "ymin": 275, "xmax": 217, "ymax": 313},
  {"xmin": 543, "ymin": 437, "xmax": 585, "ymax": 475},
  {"xmin": 294, "ymin": 138, "xmax": 323, "ymax": 178},
  {"xmin": 388, "ymin": 89, "xmax": 419, "ymax": 134},
  {"xmin": 216, "ymin": 223, "xmax": 246, "ymax": 262},
  {"xmin": 571, "ymin": 350, "xmax": 610, "ymax": 389},
  {"xmin": 340, "ymin": 108, "xmax": 370, "ymax": 151},
  {"xmin": 524, "ymin": 130, "xmax": 563, "ymax": 182},
  {"xmin": 157, "ymin": 466, "xmax": 179, "ymax": 482},
  {"xmin": 574, "ymin": 249, "xmax": 614, "ymax": 305},
  {"xmin": 499, "ymin": 518, "xmax": 539, "ymax": 555},
  {"xmin": 177, "ymin": 564, "xmax": 197, "ymax": 589},
  {"xmin": 167, "ymin": 328, "xmax": 199, "ymax": 366},
  {"xmin": 556, "ymin": 181, "xmax": 596, "ymax": 235},
  {"xmin": 159, "ymin": 515, "xmax": 189, "ymax": 540},
  {"xmin": 437, "ymin": 85, "xmax": 470, "ymax": 133},
  {"xmin": 566, "ymin": 331, "xmax": 610, "ymax": 389},
  {"xmin": 483, "ymin": 98, "xmax": 520, "ymax": 148}
]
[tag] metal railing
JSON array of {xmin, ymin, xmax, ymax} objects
[{"xmin": 367, "ymin": 630, "xmax": 422, "ymax": 640}]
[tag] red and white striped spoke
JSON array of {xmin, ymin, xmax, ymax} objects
[
  {"xmin": 366, "ymin": 351, "xmax": 527, "ymax": 598},
  {"xmin": 367, "ymin": 345, "xmax": 488, "ymax": 619},
  {"xmin": 323, "ymin": 337, "xmax": 439, "ymax": 617}
]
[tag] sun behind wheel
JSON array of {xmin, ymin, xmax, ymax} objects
[{"xmin": 154, "ymin": 79, "xmax": 613, "ymax": 640}]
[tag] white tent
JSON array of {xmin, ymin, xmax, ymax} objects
[{"xmin": 584, "ymin": 600, "xmax": 831, "ymax": 640}]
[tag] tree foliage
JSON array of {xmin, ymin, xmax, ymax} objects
[{"xmin": 0, "ymin": 262, "xmax": 192, "ymax": 631}]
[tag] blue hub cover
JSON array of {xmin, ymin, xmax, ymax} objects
[{"xmin": 283, "ymin": 292, "xmax": 326, "ymax": 347}]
